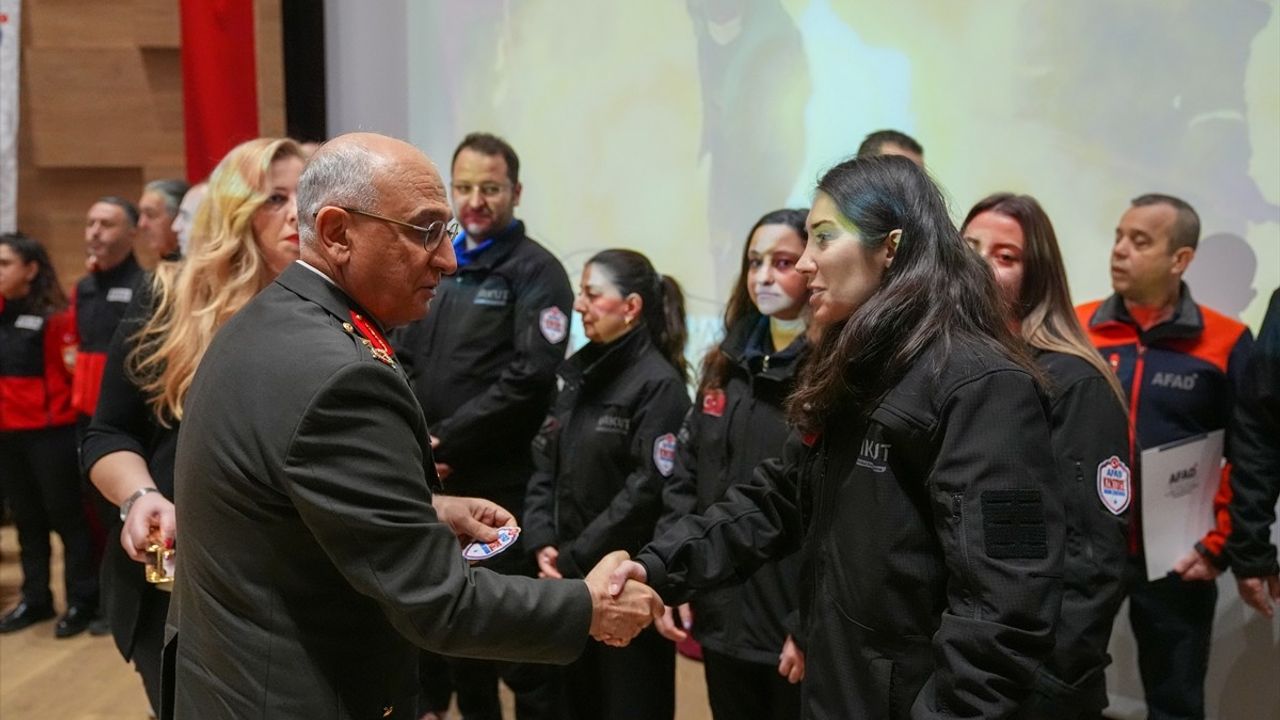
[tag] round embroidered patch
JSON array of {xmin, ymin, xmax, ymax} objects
[
  {"xmin": 653, "ymin": 433, "xmax": 677, "ymax": 477},
  {"xmin": 539, "ymin": 306, "xmax": 568, "ymax": 344},
  {"xmin": 1096, "ymin": 456, "xmax": 1132, "ymax": 516}
]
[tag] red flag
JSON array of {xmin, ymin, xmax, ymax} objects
[{"xmin": 180, "ymin": 0, "xmax": 260, "ymax": 182}]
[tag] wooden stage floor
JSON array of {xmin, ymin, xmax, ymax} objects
[{"xmin": 0, "ymin": 525, "xmax": 714, "ymax": 719}]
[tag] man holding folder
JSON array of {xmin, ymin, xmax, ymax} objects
[{"xmin": 1077, "ymin": 193, "xmax": 1253, "ymax": 720}]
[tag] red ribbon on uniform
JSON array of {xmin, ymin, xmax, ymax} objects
[{"xmin": 349, "ymin": 310, "xmax": 395, "ymax": 359}]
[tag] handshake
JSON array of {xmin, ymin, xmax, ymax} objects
[{"xmin": 582, "ymin": 551, "xmax": 664, "ymax": 647}]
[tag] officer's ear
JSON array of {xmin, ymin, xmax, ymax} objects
[{"xmin": 314, "ymin": 206, "xmax": 353, "ymax": 264}]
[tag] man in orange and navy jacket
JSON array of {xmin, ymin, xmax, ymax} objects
[{"xmin": 1077, "ymin": 193, "xmax": 1253, "ymax": 720}]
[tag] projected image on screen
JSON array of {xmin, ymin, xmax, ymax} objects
[{"xmin": 405, "ymin": 0, "xmax": 1279, "ymax": 361}]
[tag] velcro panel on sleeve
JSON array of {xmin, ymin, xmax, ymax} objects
[{"xmin": 980, "ymin": 489, "xmax": 1048, "ymax": 559}]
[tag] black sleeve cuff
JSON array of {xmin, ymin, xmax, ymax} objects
[
  {"xmin": 1196, "ymin": 541, "xmax": 1230, "ymax": 571},
  {"xmin": 635, "ymin": 552, "xmax": 670, "ymax": 597}
]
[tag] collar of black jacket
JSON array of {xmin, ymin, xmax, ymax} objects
[
  {"xmin": 457, "ymin": 220, "xmax": 526, "ymax": 273},
  {"xmin": 275, "ymin": 262, "xmax": 388, "ymax": 338},
  {"xmin": 1090, "ymin": 281, "xmax": 1203, "ymax": 343},
  {"xmin": 720, "ymin": 313, "xmax": 807, "ymax": 381},
  {"xmin": 94, "ymin": 252, "xmax": 141, "ymax": 283},
  {"xmin": 561, "ymin": 324, "xmax": 654, "ymax": 388}
]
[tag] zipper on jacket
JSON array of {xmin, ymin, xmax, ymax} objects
[
  {"xmin": 1075, "ymin": 459, "xmax": 1094, "ymax": 563},
  {"xmin": 1126, "ymin": 343, "xmax": 1146, "ymax": 555},
  {"xmin": 952, "ymin": 493, "xmax": 976, "ymax": 611}
]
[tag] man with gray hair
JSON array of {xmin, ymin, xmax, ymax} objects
[
  {"xmin": 165, "ymin": 132, "xmax": 662, "ymax": 719},
  {"xmin": 137, "ymin": 178, "xmax": 190, "ymax": 266}
]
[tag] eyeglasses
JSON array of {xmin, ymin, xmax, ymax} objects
[{"xmin": 338, "ymin": 207, "xmax": 461, "ymax": 252}]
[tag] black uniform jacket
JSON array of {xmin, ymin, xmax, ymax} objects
[
  {"xmin": 524, "ymin": 327, "xmax": 691, "ymax": 579},
  {"xmin": 1021, "ymin": 351, "xmax": 1129, "ymax": 715},
  {"xmin": 636, "ymin": 337, "xmax": 1065, "ymax": 720},
  {"xmin": 1226, "ymin": 288, "xmax": 1280, "ymax": 577},
  {"xmin": 72, "ymin": 253, "xmax": 144, "ymax": 416},
  {"xmin": 393, "ymin": 221, "xmax": 572, "ymax": 502},
  {"xmin": 166, "ymin": 263, "xmax": 592, "ymax": 720},
  {"xmin": 655, "ymin": 315, "xmax": 803, "ymax": 665},
  {"xmin": 81, "ymin": 279, "xmax": 177, "ymax": 662}
]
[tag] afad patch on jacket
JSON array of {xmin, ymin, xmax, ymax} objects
[
  {"xmin": 1096, "ymin": 456, "xmax": 1132, "ymax": 515},
  {"xmin": 653, "ymin": 433, "xmax": 677, "ymax": 477}
]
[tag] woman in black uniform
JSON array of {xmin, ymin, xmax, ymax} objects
[
  {"xmin": 654, "ymin": 208, "xmax": 810, "ymax": 720},
  {"xmin": 0, "ymin": 233, "xmax": 98, "ymax": 637},
  {"xmin": 524, "ymin": 249, "xmax": 691, "ymax": 720},
  {"xmin": 962, "ymin": 193, "xmax": 1130, "ymax": 719},
  {"xmin": 613, "ymin": 156, "xmax": 1066, "ymax": 719},
  {"xmin": 83, "ymin": 137, "xmax": 304, "ymax": 712}
]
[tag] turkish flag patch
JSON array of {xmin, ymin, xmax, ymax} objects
[{"xmin": 701, "ymin": 389, "xmax": 726, "ymax": 417}]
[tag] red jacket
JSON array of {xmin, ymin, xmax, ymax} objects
[{"xmin": 0, "ymin": 296, "xmax": 77, "ymax": 431}]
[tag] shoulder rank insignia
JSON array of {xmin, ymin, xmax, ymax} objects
[{"xmin": 347, "ymin": 310, "xmax": 397, "ymax": 368}]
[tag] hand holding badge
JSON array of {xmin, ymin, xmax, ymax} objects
[{"xmin": 463, "ymin": 526, "xmax": 521, "ymax": 562}]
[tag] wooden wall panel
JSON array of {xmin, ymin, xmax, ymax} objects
[
  {"xmin": 23, "ymin": 0, "xmax": 139, "ymax": 48},
  {"xmin": 25, "ymin": 48, "xmax": 165, "ymax": 168},
  {"xmin": 133, "ymin": 0, "xmax": 181, "ymax": 49},
  {"xmin": 19, "ymin": 0, "xmax": 284, "ymax": 285},
  {"xmin": 255, "ymin": 0, "xmax": 286, "ymax": 137}
]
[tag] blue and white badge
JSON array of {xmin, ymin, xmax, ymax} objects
[
  {"xmin": 1096, "ymin": 456, "xmax": 1132, "ymax": 515},
  {"xmin": 463, "ymin": 526, "xmax": 521, "ymax": 562},
  {"xmin": 653, "ymin": 433, "xmax": 677, "ymax": 477},
  {"xmin": 540, "ymin": 306, "xmax": 568, "ymax": 344}
]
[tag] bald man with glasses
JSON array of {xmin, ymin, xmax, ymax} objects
[{"xmin": 164, "ymin": 133, "xmax": 661, "ymax": 720}]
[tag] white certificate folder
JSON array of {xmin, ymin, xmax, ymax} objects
[{"xmin": 1140, "ymin": 429, "xmax": 1225, "ymax": 581}]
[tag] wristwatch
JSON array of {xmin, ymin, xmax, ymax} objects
[{"xmin": 120, "ymin": 486, "xmax": 160, "ymax": 522}]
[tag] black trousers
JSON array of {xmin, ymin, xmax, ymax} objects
[
  {"xmin": 0, "ymin": 426, "xmax": 98, "ymax": 608},
  {"xmin": 702, "ymin": 647, "xmax": 801, "ymax": 720},
  {"xmin": 1124, "ymin": 558, "xmax": 1217, "ymax": 720},
  {"xmin": 558, "ymin": 626, "xmax": 675, "ymax": 720}
]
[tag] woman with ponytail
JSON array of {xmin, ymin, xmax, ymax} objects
[
  {"xmin": 962, "ymin": 193, "xmax": 1129, "ymax": 719},
  {"xmin": 524, "ymin": 248, "xmax": 690, "ymax": 719},
  {"xmin": 82, "ymin": 137, "xmax": 304, "ymax": 712},
  {"xmin": 613, "ymin": 156, "xmax": 1066, "ymax": 719}
]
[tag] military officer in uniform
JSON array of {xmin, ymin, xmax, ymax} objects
[{"xmin": 165, "ymin": 132, "xmax": 662, "ymax": 719}]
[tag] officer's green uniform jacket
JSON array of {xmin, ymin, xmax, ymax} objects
[{"xmin": 165, "ymin": 263, "xmax": 591, "ymax": 719}]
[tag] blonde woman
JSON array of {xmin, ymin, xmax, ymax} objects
[{"xmin": 83, "ymin": 137, "xmax": 304, "ymax": 711}]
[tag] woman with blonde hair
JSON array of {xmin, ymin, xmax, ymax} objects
[{"xmin": 83, "ymin": 137, "xmax": 304, "ymax": 711}]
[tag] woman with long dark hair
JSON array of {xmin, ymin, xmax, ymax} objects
[
  {"xmin": 0, "ymin": 232, "xmax": 98, "ymax": 637},
  {"xmin": 82, "ymin": 137, "xmax": 305, "ymax": 712},
  {"xmin": 963, "ymin": 193, "xmax": 1129, "ymax": 719},
  {"xmin": 611, "ymin": 156, "xmax": 1065, "ymax": 718},
  {"xmin": 654, "ymin": 208, "xmax": 810, "ymax": 720},
  {"xmin": 524, "ymin": 249, "xmax": 690, "ymax": 720}
]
